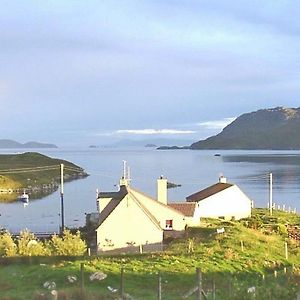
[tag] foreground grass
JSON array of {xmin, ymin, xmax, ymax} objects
[{"xmin": 0, "ymin": 209, "xmax": 299, "ymax": 299}]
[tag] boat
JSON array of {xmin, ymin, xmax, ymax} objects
[{"xmin": 18, "ymin": 192, "xmax": 29, "ymax": 204}]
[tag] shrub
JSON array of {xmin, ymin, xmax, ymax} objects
[
  {"xmin": 17, "ymin": 230, "xmax": 50, "ymax": 256},
  {"xmin": 50, "ymin": 230, "xmax": 87, "ymax": 256},
  {"xmin": 0, "ymin": 231, "xmax": 17, "ymax": 257}
]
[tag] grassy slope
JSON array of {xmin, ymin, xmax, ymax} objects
[
  {"xmin": 0, "ymin": 209, "xmax": 299, "ymax": 299},
  {"xmin": 0, "ymin": 152, "xmax": 87, "ymax": 202}
]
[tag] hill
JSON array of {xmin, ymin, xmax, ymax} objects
[
  {"xmin": 0, "ymin": 152, "xmax": 88, "ymax": 202},
  {"xmin": 191, "ymin": 107, "xmax": 300, "ymax": 150},
  {"xmin": 0, "ymin": 139, "xmax": 57, "ymax": 148}
]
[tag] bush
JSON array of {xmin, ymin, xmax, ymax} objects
[
  {"xmin": 17, "ymin": 230, "xmax": 50, "ymax": 256},
  {"xmin": 50, "ymin": 230, "xmax": 87, "ymax": 256},
  {"xmin": 0, "ymin": 231, "xmax": 17, "ymax": 257}
]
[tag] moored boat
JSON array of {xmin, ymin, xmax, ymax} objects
[{"xmin": 18, "ymin": 192, "xmax": 29, "ymax": 204}]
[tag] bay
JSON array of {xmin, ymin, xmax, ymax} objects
[{"xmin": 0, "ymin": 148, "xmax": 299, "ymax": 233}]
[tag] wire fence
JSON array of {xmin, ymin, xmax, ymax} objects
[{"xmin": 47, "ymin": 264, "xmax": 298, "ymax": 300}]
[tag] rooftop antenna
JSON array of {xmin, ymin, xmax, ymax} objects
[
  {"xmin": 121, "ymin": 160, "xmax": 131, "ymax": 186},
  {"xmin": 123, "ymin": 160, "xmax": 127, "ymax": 179},
  {"xmin": 127, "ymin": 166, "xmax": 131, "ymax": 184}
]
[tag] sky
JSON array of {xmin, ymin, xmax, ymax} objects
[{"xmin": 1, "ymin": 0, "xmax": 300, "ymax": 146}]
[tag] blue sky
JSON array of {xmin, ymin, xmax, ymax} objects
[{"xmin": 1, "ymin": 0, "xmax": 300, "ymax": 146}]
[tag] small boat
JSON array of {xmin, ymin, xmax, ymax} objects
[
  {"xmin": 214, "ymin": 153, "xmax": 221, "ymax": 157},
  {"xmin": 18, "ymin": 192, "xmax": 29, "ymax": 204}
]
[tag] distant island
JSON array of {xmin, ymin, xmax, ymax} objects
[
  {"xmin": 191, "ymin": 107, "xmax": 300, "ymax": 150},
  {"xmin": 0, "ymin": 152, "xmax": 88, "ymax": 202},
  {"xmin": 0, "ymin": 139, "xmax": 57, "ymax": 149},
  {"xmin": 145, "ymin": 144, "xmax": 157, "ymax": 148},
  {"xmin": 157, "ymin": 146, "xmax": 190, "ymax": 150}
]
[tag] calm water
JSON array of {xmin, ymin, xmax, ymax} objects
[{"xmin": 0, "ymin": 148, "xmax": 299, "ymax": 232}]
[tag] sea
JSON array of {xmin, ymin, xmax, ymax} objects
[{"xmin": 0, "ymin": 148, "xmax": 300, "ymax": 233}]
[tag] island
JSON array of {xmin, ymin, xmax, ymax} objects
[
  {"xmin": 0, "ymin": 152, "xmax": 88, "ymax": 202},
  {"xmin": 0, "ymin": 139, "xmax": 57, "ymax": 148},
  {"xmin": 191, "ymin": 107, "xmax": 300, "ymax": 150},
  {"xmin": 158, "ymin": 107, "xmax": 300, "ymax": 150}
]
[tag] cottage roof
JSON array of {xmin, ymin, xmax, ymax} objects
[
  {"xmin": 168, "ymin": 202, "xmax": 197, "ymax": 217},
  {"xmin": 186, "ymin": 182, "xmax": 233, "ymax": 202},
  {"xmin": 98, "ymin": 185, "xmax": 128, "ymax": 226},
  {"xmin": 98, "ymin": 191, "xmax": 121, "ymax": 198}
]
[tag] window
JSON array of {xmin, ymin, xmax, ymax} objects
[{"xmin": 165, "ymin": 219, "xmax": 173, "ymax": 230}]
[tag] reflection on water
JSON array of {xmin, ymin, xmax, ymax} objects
[
  {"xmin": 223, "ymin": 153, "xmax": 300, "ymax": 165},
  {"xmin": 224, "ymin": 154, "xmax": 300, "ymax": 188},
  {"xmin": 0, "ymin": 189, "xmax": 57, "ymax": 203}
]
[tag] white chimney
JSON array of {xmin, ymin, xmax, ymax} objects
[
  {"xmin": 119, "ymin": 177, "xmax": 129, "ymax": 187},
  {"xmin": 157, "ymin": 176, "xmax": 168, "ymax": 205},
  {"xmin": 219, "ymin": 176, "xmax": 227, "ymax": 184}
]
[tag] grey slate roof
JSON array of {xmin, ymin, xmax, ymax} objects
[
  {"xmin": 168, "ymin": 202, "xmax": 197, "ymax": 217},
  {"xmin": 186, "ymin": 183, "xmax": 233, "ymax": 202},
  {"xmin": 98, "ymin": 185, "xmax": 128, "ymax": 226}
]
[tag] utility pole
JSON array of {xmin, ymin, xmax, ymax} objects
[
  {"xmin": 60, "ymin": 163, "xmax": 65, "ymax": 234},
  {"xmin": 269, "ymin": 172, "xmax": 273, "ymax": 216}
]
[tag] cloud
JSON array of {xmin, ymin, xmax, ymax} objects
[
  {"xmin": 197, "ymin": 117, "xmax": 236, "ymax": 130},
  {"xmin": 98, "ymin": 129, "xmax": 196, "ymax": 135},
  {"xmin": 117, "ymin": 129, "xmax": 196, "ymax": 135}
]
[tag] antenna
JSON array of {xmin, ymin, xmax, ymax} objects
[
  {"xmin": 123, "ymin": 160, "xmax": 127, "ymax": 179},
  {"xmin": 127, "ymin": 166, "xmax": 131, "ymax": 183}
]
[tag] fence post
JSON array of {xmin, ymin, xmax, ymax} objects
[
  {"xmin": 196, "ymin": 268, "xmax": 202, "ymax": 300},
  {"xmin": 157, "ymin": 272, "xmax": 162, "ymax": 300},
  {"xmin": 212, "ymin": 278, "xmax": 216, "ymax": 300},
  {"xmin": 120, "ymin": 267, "xmax": 125, "ymax": 300},
  {"xmin": 240, "ymin": 240, "xmax": 244, "ymax": 252},
  {"xmin": 80, "ymin": 263, "xmax": 85, "ymax": 297},
  {"xmin": 285, "ymin": 242, "xmax": 288, "ymax": 260}
]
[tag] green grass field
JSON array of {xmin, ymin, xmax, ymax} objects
[{"xmin": 0, "ymin": 209, "xmax": 299, "ymax": 299}]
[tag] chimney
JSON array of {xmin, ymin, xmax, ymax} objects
[
  {"xmin": 219, "ymin": 175, "xmax": 227, "ymax": 184},
  {"xmin": 157, "ymin": 176, "xmax": 168, "ymax": 205},
  {"xmin": 119, "ymin": 176, "xmax": 129, "ymax": 187}
]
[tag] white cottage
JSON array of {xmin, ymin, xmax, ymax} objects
[
  {"xmin": 87, "ymin": 177, "xmax": 189, "ymax": 252},
  {"xmin": 186, "ymin": 176, "xmax": 252, "ymax": 220}
]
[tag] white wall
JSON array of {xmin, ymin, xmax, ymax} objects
[
  {"xmin": 129, "ymin": 188, "xmax": 187, "ymax": 231},
  {"xmin": 196, "ymin": 185, "xmax": 251, "ymax": 220},
  {"xmin": 97, "ymin": 197, "xmax": 113, "ymax": 213},
  {"xmin": 96, "ymin": 194, "xmax": 163, "ymax": 251}
]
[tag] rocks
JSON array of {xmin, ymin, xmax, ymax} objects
[
  {"xmin": 89, "ymin": 271, "xmax": 107, "ymax": 281},
  {"xmin": 43, "ymin": 281, "xmax": 56, "ymax": 290},
  {"xmin": 67, "ymin": 275, "xmax": 77, "ymax": 283},
  {"xmin": 107, "ymin": 286, "xmax": 118, "ymax": 293}
]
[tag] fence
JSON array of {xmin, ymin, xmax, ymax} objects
[{"xmin": 62, "ymin": 264, "xmax": 299, "ymax": 300}]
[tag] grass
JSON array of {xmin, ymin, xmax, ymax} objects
[
  {"xmin": 0, "ymin": 209, "xmax": 299, "ymax": 299},
  {"xmin": 0, "ymin": 152, "xmax": 88, "ymax": 202}
]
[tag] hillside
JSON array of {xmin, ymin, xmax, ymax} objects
[
  {"xmin": 191, "ymin": 107, "xmax": 300, "ymax": 150},
  {"xmin": 0, "ymin": 152, "xmax": 88, "ymax": 202},
  {"xmin": 0, "ymin": 209, "xmax": 299, "ymax": 299},
  {"xmin": 0, "ymin": 139, "xmax": 57, "ymax": 148}
]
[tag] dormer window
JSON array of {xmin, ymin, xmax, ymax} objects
[{"xmin": 165, "ymin": 219, "xmax": 173, "ymax": 230}]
